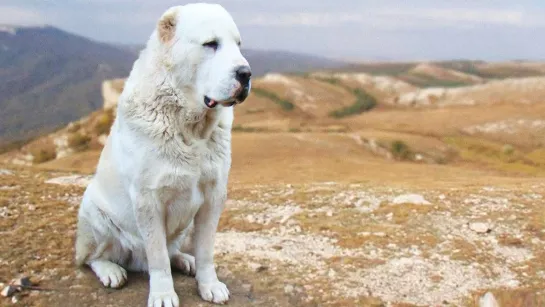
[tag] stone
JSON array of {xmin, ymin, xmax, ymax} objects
[
  {"xmin": 241, "ymin": 283, "xmax": 253, "ymax": 293},
  {"xmin": 0, "ymin": 169, "xmax": 13, "ymax": 176},
  {"xmin": 1, "ymin": 285, "xmax": 17, "ymax": 297},
  {"xmin": 98, "ymin": 134, "xmax": 108, "ymax": 146},
  {"xmin": 479, "ymin": 292, "xmax": 499, "ymax": 307},
  {"xmin": 248, "ymin": 262, "xmax": 268, "ymax": 273},
  {"xmin": 45, "ymin": 175, "xmax": 92, "ymax": 187},
  {"xmin": 392, "ymin": 194, "xmax": 431, "ymax": 205},
  {"xmin": 469, "ymin": 222, "xmax": 492, "ymax": 234}
]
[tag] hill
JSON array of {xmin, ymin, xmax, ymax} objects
[
  {"xmin": 0, "ymin": 25, "xmax": 134, "ymax": 145},
  {"xmin": 332, "ymin": 60, "xmax": 545, "ymax": 87},
  {"xmin": 0, "ymin": 26, "xmax": 347, "ymax": 147},
  {"xmin": 5, "ymin": 68, "xmax": 545, "ymax": 179}
]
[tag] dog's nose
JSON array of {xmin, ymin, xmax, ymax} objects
[{"xmin": 235, "ymin": 65, "xmax": 252, "ymax": 86}]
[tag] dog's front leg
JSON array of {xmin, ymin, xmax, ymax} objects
[
  {"xmin": 193, "ymin": 184, "xmax": 229, "ymax": 304},
  {"xmin": 134, "ymin": 192, "xmax": 179, "ymax": 307}
]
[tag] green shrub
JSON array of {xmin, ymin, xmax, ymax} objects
[
  {"xmin": 252, "ymin": 88, "xmax": 295, "ymax": 111},
  {"xmin": 232, "ymin": 125, "xmax": 268, "ymax": 132},
  {"xmin": 391, "ymin": 140, "xmax": 412, "ymax": 160},
  {"xmin": 68, "ymin": 132, "xmax": 91, "ymax": 151},
  {"xmin": 314, "ymin": 76, "xmax": 340, "ymax": 85},
  {"xmin": 245, "ymin": 109, "xmax": 265, "ymax": 114},
  {"xmin": 94, "ymin": 110, "xmax": 115, "ymax": 135},
  {"xmin": 30, "ymin": 143, "xmax": 57, "ymax": 163},
  {"xmin": 502, "ymin": 144, "xmax": 515, "ymax": 156},
  {"xmin": 329, "ymin": 89, "xmax": 377, "ymax": 118}
]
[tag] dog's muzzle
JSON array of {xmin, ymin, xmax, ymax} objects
[
  {"xmin": 236, "ymin": 80, "xmax": 251, "ymax": 102},
  {"xmin": 204, "ymin": 79, "xmax": 251, "ymax": 109}
]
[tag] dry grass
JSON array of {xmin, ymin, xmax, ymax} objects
[
  {"xmin": 93, "ymin": 108, "xmax": 115, "ymax": 135},
  {"xmin": 251, "ymin": 87, "xmax": 295, "ymax": 111},
  {"xmin": 29, "ymin": 142, "xmax": 57, "ymax": 163},
  {"xmin": 68, "ymin": 132, "xmax": 91, "ymax": 152},
  {"xmin": 467, "ymin": 288, "xmax": 545, "ymax": 307},
  {"xmin": 445, "ymin": 136, "xmax": 545, "ymax": 175},
  {"xmin": 36, "ymin": 150, "xmax": 101, "ymax": 174}
]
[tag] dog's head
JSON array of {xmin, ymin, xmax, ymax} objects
[{"xmin": 155, "ymin": 3, "xmax": 251, "ymax": 109}]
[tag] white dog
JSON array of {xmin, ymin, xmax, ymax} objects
[{"xmin": 74, "ymin": 3, "xmax": 251, "ymax": 306}]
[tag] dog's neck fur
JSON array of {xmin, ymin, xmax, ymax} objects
[{"xmin": 118, "ymin": 43, "xmax": 225, "ymax": 147}]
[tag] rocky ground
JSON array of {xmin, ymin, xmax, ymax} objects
[{"xmin": 1, "ymin": 164, "xmax": 545, "ymax": 307}]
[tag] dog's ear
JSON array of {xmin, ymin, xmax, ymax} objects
[{"xmin": 158, "ymin": 8, "xmax": 178, "ymax": 44}]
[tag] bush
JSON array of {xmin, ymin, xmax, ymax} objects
[
  {"xmin": 329, "ymin": 89, "xmax": 377, "ymax": 118},
  {"xmin": 30, "ymin": 143, "xmax": 57, "ymax": 163},
  {"xmin": 391, "ymin": 140, "xmax": 412, "ymax": 160},
  {"xmin": 252, "ymin": 88, "xmax": 295, "ymax": 111},
  {"xmin": 502, "ymin": 144, "xmax": 515, "ymax": 156},
  {"xmin": 94, "ymin": 110, "xmax": 115, "ymax": 135},
  {"xmin": 68, "ymin": 132, "xmax": 91, "ymax": 151},
  {"xmin": 232, "ymin": 125, "xmax": 268, "ymax": 132},
  {"xmin": 315, "ymin": 76, "xmax": 340, "ymax": 85}
]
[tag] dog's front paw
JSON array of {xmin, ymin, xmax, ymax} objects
[
  {"xmin": 198, "ymin": 281, "xmax": 230, "ymax": 304},
  {"xmin": 148, "ymin": 290, "xmax": 179, "ymax": 307}
]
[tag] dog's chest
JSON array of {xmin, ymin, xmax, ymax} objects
[{"xmin": 157, "ymin": 134, "xmax": 229, "ymax": 239}]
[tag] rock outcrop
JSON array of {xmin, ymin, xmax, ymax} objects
[{"xmin": 101, "ymin": 78, "xmax": 126, "ymax": 109}]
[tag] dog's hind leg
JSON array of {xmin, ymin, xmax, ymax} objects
[
  {"xmin": 170, "ymin": 223, "xmax": 196, "ymax": 276},
  {"xmin": 74, "ymin": 213, "xmax": 97, "ymax": 267},
  {"xmin": 171, "ymin": 251, "xmax": 196, "ymax": 276},
  {"xmin": 89, "ymin": 259, "xmax": 128, "ymax": 288},
  {"xmin": 75, "ymin": 199, "xmax": 129, "ymax": 289}
]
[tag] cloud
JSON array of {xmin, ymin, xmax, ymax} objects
[
  {"xmin": 1, "ymin": 0, "xmax": 544, "ymax": 61},
  {"xmin": 376, "ymin": 8, "xmax": 525, "ymax": 26},
  {"xmin": 239, "ymin": 7, "xmax": 538, "ymax": 29},
  {"xmin": 0, "ymin": 6, "xmax": 47, "ymax": 25},
  {"xmin": 242, "ymin": 12, "xmax": 363, "ymax": 27}
]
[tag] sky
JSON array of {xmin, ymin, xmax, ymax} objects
[{"xmin": 2, "ymin": 0, "xmax": 545, "ymax": 61}]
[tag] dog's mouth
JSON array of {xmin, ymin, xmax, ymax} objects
[
  {"xmin": 204, "ymin": 82, "xmax": 251, "ymax": 109},
  {"xmin": 204, "ymin": 96, "xmax": 237, "ymax": 108}
]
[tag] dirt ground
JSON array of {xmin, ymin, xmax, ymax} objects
[{"xmin": 2, "ymin": 133, "xmax": 545, "ymax": 307}]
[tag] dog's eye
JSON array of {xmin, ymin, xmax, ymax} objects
[{"xmin": 203, "ymin": 40, "xmax": 219, "ymax": 51}]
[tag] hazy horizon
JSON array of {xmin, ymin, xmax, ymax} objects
[{"xmin": 2, "ymin": 0, "xmax": 545, "ymax": 62}]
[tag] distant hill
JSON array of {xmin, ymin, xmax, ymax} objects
[
  {"xmin": 115, "ymin": 44, "xmax": 347, "ymax": 77},
  {"xmin": 0, "ymin": 25, "xmax": 347, "ymax": 146},
  {"xmin": 240, "ymin": 49, "xmax": 346, "ymax": 77},
  {"xmin": 332, "ymin": 60, "xmax": 545, "ymax": 87},
  {"xmin": 0, "ymin": 25, "xmax": 135, "ymax": 145}
]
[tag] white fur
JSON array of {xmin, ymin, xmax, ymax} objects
[{"xmin": 75, "ymin": 3, "xmax": 250, "ymax": 306}]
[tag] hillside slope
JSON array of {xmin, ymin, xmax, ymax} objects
[{"xmin": 5, "ymin": 69, "xmax": 545, "ymax": 180}]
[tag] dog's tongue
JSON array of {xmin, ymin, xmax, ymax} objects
[{"xmin": 204, "ymin": 96, "xmax": 217, "ymax": 108}]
